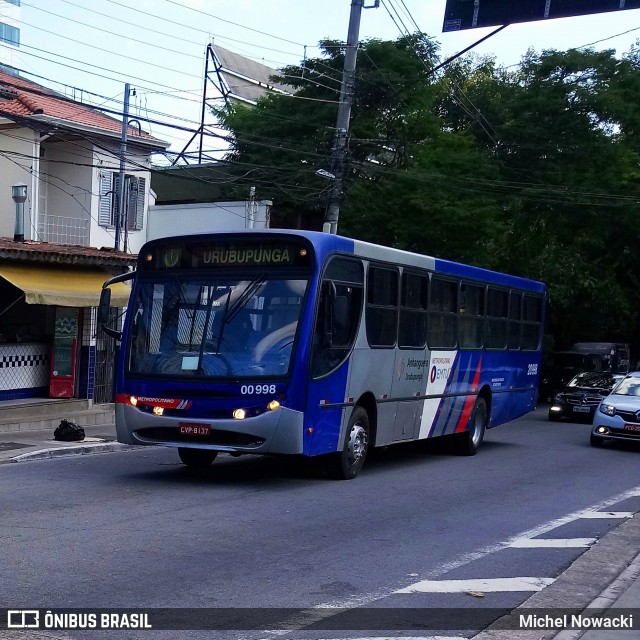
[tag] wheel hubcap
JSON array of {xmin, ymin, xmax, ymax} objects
[
  {"xmin": 471, "ymin": 408, "xmax": 484, "ymax": 446},
  {"xmin": 347, "ymin": 423, "xmax": 367, "ymax": 465}
]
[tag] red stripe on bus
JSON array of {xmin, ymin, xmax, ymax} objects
[{"xmin": 455, "ymin": 358, "xmax": 483, "ymax": 433}]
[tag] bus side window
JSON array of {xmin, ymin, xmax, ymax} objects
[
  {"xmin": 458, "ymin": 282, "xmax": 484, "ymax": 349},
  {"xmin": 399, "ymin": 271, "xmax": 428, "ymax": 349},
  {"xmin": 366, "ymin": 265, "xmax": 399, "ymax": 348},
  {"xmin": 521, "ymin": 294, "xmax": 543, "ymax": 351},
  {"xmin": 508, "ymin": 292, "xmax": 522, "ymax": 350},
  {"xmin": 311, "ymin": 257, "xmax": 364, "ymax": 379},
  {"xmin": 428, "ymin": 277, "xmax": 458, "ymax": 349},
  {"xmin": 485, "ymin": 287, "xmax": 508, "ymax": 350}
]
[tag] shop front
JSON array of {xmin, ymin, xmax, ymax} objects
[{"xmin": 0, "ymin": 262, "xmax": 130, "ymax": 402}]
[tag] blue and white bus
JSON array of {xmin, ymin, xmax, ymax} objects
[{"xmin": 99, "ymin": 230, "xmax": 546, "ymax": 479}]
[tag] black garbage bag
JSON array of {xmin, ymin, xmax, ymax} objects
[{"xmin": 54, "ymin": 419, "xmax": 85, "ymax": 442}]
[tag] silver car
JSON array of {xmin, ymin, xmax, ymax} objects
[{"xmin": 591, "ymin": 372, "xmax": 640, "ymax": 447}]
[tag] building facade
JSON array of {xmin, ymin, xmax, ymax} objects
[
  {"xmin": 0, "ymin": 0, "xmax": 20, "ymax": 71},
  {"xmin": 0, "ymin": 69, "xmax": 169, "ymax": 404}
]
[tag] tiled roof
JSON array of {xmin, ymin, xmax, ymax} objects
[
  {"xmin": 0, "ymin": 237, "xmax": 136, "ymax": 268},
  {"xmin": 0, "ymin": 70, "xmax": 167, "ymax": 148}
]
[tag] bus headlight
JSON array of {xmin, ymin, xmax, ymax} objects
[
  {"xmin": 129, "ymin": 396, "xmax": 138, "ymax": 406},
  {"xmin": 153, "ymin": 406, "xmax": 164, "ymax": 416},
  {"xmin": 267, "ymin": 400, "xmax": 281, "ymax": 412},
  {"xmin": 233, "ymin": 408, "xmax": 247, "ymax": 420}
]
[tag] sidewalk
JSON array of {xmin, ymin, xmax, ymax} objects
[
  {"xmin": 0, "ymin": 403, "xmax": 639, "ymax": 639},
  {"xmin": 0, "ymin": 421, "xmax": 129, "ymax": 464},
  {"xmin": 473, "ymin": 510, "xmax": 640, "ymax": 640},
  {"xmin": 0, "ymin": 399, "xmax": 126, "ymax": 464}
]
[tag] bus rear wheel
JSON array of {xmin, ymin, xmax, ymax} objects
[
  {"xmin": 178, "ymin": 448, "xmax": 218, "ymax": 469},
  {"xmin": 452, "ymin": 397, "xmax": 487, "ymax": 456},
  {"xmin": 329, "ymin": 406, "xmax": 369, "ymax": 480}
]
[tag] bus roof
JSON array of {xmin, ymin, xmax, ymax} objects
[{"xmin": 141, "ymin": 229, "xmax": 545, "ymax": 293}]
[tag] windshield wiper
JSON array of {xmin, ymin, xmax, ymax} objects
[{"xmin": 224, "ymin": 272, "xmax": 266, "ymax": 325}]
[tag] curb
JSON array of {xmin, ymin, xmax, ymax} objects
[
  {"xmin": 10, "ymin": 442, "xmax": 142, "ymax": 463},
  {"xmin": 470, "ymin": 511, "xmax": 640, "ymax": 640}
]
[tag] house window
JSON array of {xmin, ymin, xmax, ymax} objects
[
  {"xmin": 99, "ymin": 172, "xmax": 146, "ymax": 231},
  {"xmin": 0, "ymin": 22, "xmax": 19, "ymax": 46}
]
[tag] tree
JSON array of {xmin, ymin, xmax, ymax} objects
[
  {"xmin": 436, "ymin": 48, "xmax": 640, "ymax": 346},
  {"xmin": 216, "ymin": 38, "xmax": 640, "ymax": 351}
]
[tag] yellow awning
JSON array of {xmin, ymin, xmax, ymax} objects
[{"xmin": 0, "ymin": 264, "xmax": 131, "ymax": 307}]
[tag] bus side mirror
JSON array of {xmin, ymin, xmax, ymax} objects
[
  {"xmin": 98, "ymin": 288, "xmax": 111, "ymax": 326},
  {"xmin": 98, "ymin": 287, "xmax": 122, "ymax": 340}
]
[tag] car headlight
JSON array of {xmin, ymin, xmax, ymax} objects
[{"xmin": 599, "ymin": 404, "xmax": 616, "ymax": 416}]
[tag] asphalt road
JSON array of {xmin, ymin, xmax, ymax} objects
[{"xmin": 1, "ymin": 406, "xmax": 639, "ymax": 639}]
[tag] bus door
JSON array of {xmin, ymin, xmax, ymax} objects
[
  {"xmin": 391, "ymin": 271, "xmax": 430, "ymax": 441},
  {"xmin": 307, "ymin": 257, "xmax": 364, "ymax": 456},
  {"xmin": 390, "ymin": 353, "xmax": 424, "ymax": 441}
]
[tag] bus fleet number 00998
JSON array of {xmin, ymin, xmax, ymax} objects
[{"xmin": 241, "ymin": 384, "xmax": 277, "ymax": 395}]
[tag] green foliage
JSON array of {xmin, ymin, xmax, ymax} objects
[{"xmin": 215, "ymin": 36, "xmax": 640, "ymax": 353}]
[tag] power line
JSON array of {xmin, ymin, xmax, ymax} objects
[
  {"xmin": 50, "ymin": 0, "xmax": 302, "ymax": 58},
  {"xmin": 19, "ymin": 18, "xmax": 202, "ymax": 81},
  {"xmin": 159, "ymin": 0, "xmax": 306, "ymax": 47}
]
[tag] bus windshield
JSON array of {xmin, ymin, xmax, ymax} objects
[{"xmin": 126, "ymin": 274, "xmax": 308, "ymax": 379}]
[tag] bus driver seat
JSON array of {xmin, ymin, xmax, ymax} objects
[{"xmin": 254, "ymin": 321, "xmax": 297, "ymax": 363}]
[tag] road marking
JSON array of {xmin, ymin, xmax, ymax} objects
[
  {"xmin": 263, "ymin": 485, "xmax": 640, "ymax": 634},
  {"xmin": 509, "ymin": 537, "xmax": 595, "ymax": 548},
  {"xmin": 312, "ymin": 637, "xmax": 467, "ymax": 640},
  {"xmin": 576, "ymin": 511, "xmax": 634, "ymax": 519},
  {"xmin": 395, "ymin": 577, "xmax": 555, "ymax": 594}
]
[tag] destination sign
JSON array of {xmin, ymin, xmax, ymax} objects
[{"xmin": 141, "ymin": 237, "xmax": 313, "ymax": 271}]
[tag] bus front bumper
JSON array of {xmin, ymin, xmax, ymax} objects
[{"xmin": 115, "ymin": 404, "xmax": 304, "ymax": 455}]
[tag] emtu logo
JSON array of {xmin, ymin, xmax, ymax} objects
[{"xmin": 7, "ymin": 610, "xmax": 39, "ymax": 628}]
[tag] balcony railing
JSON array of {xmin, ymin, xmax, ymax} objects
[{"xmin": 41, "ymin": 215, "xmax": 89, "ymax": 246}]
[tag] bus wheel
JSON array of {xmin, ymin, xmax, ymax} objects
[
  {"xmin": 178, "ymin": 448, "xmax": 218, "ymax": 469},
  {"xmin": 453, "ymin": 397, "xmax": 487, "ymax": 456},
  {"xmin": 329, "ymin": 406, "xmax": 369, "ymax": 480}
]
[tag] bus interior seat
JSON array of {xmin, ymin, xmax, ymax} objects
[{"xmin": 254, "ymin": 321, "xmax": 297, "ymax": 363}]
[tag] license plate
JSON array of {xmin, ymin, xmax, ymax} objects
[
  {"xmin": 572, "ymin": 406, "xmax": 590, "ymax": 413},
  {"xmin": 623, "ymin": 423, "xmax": 640, "ymax": 432},
  {"xmin": 179, "ymin": 423, "xmax": 211, "ymax": 436}
]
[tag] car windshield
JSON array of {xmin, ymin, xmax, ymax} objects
[
  {"xmin": 611, "ymin": 376, "xmax": 640, "ymax": 397},
  {"xmin": 568, "ymin": 372, "xmax": 621, "ymax": 389},
  {"xmin": 126, "ymin": 274, "xmax": 308, "ymax": 378}
]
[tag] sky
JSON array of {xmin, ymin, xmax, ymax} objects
[{"xmin": 6, "ymin": 0, "xmax": 640, "ymax": 162}]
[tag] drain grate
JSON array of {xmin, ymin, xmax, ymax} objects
[{"xmin": 0, "ymin": 442, "xmax": 31, "ymax": 451}]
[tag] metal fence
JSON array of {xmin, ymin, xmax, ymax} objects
[
  {"xmin": 93, "ymin": 309, "xmax": 121, "ymax": 404},
  {"xmin": 41, "ymin": 215, "xmax": 90, "ymax": 246}
]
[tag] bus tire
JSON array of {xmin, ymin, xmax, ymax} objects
[
  {"xmin": 453, "ymin": 397, "xmax": 487, "ymax": 456},
  {"xmin": 178, "ymin": 448, "xmax": 218, "ymax": 469},
  {"xmin": 329, "ymin": 406, "xmax": 369, "ymax": 480}
]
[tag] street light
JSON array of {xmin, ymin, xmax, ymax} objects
[{"xmin": 11, "ymin": 183, "xmax": 27, "ymax": 242}]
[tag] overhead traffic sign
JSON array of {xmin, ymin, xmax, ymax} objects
[{"xmin": 443, "ymin": 0, "xmax": 640, "ymax": 32}]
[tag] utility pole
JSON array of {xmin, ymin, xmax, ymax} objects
[
  {"xmin": 115, "ymin": 83, "xmax": 131, "ymax": 251},
  {"xmin": 324, "ymin": 0, "xmax": 378, "ymax": 235}
]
